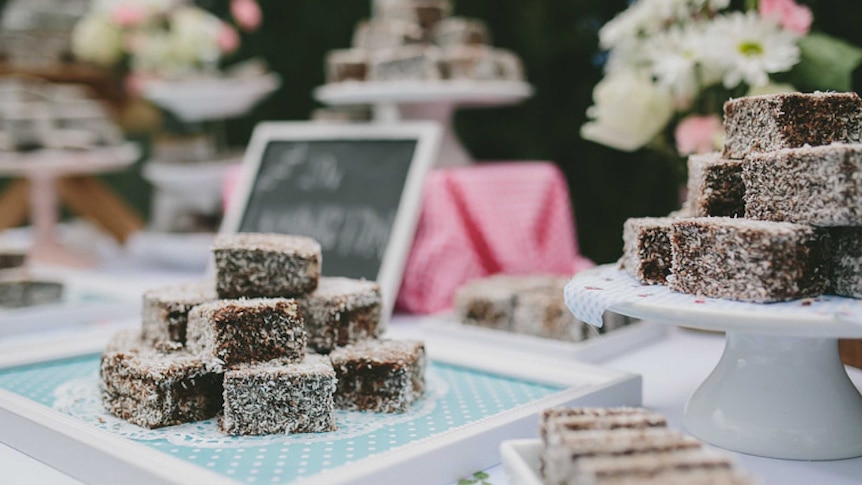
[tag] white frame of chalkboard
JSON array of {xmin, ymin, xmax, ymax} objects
[{"xmin": 220, "ymin": 122, "xmax": 442, "ymax": 318}]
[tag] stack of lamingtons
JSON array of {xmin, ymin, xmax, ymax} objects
[
  {"xmin": 325, "ymin": 0, "xmax": 523, "ymax": 84},
  {"xmin": 622, "ymin": 92, "xmax": 862, "ymax": 303},
  {"xmin": 100, "ymin": 233, "xmax": 427, "ymax": 435},
  {"xmin": 540, "ymin": 407, "xmax": 755, "ymax": 484}
]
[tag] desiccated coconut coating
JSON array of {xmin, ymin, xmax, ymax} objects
[
  {"xmin": 99, "ymin": 329, "xmax": 224, "ymax": 429},
  {"xmin": 220, "ymin": 354, "xmax": 337, "ymax": 436},
  {"xmin": 298, "ymin": 277, "xmax": 383, "ymax": 354},
  {"xmin": 621, "ymin": 217, "xmax": 675, "ymax": 285},
  {"xmin": 828, "ymin": 227, "xmax": 862, "ymax": 299},
  {"xmin": 670, "ymin": 218, "xmax": 829, "ymax": 302},
  {"xmin": 743, "ymin": 144, "xmax": 862, "ymax": 227},
  {"xmin": 329, "ymin": 339, "xmax": 426, "ymax": 413},
  {"xmin": 511, "ymin": 279, "xmax": 586, "ymax": 342},
  {"xmin": 684, "ymin": 153, "xmax": 745, "ymax": 218},
  {"xmin": 0, "ymin": 271, "xmax": 63, "ymax": 308},
  {"xmin": 455, "ymin": 275, "xmax": 566, "ymax": 330},
  {"xmin": 213, "ymin": 233, "xmax": 320, "ymax": 299},
  {"xmin": 186, "ymin": 298, "xmax": 307, "ymax": 369},
  {"xmin": 722, "ymin": 92, "xmax": 862, "ymax": 159},
  {"xmin": 141, "ymin": 280, "xmax": 217, "ymax": 346}
]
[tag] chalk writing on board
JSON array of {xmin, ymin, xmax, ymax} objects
[
  {"xmin": 257, "ymin": 143, "xmax": 344, "ymax": 192},
  {"xmin": 257, "ymin": 204, "xmax": 395, "ymax": 259}
]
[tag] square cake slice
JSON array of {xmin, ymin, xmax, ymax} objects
[
  {"xmin": 540, "ymin": 407, "xmax": 668, "ymax": 443},
  {"xmin": 684, "ymin": 152, "xmax": 745, "ymax": 217},
  {"xmin": 572, "ymin": 448, "xmax": 735, "ymax": 485},
  {"xmin": 299, "ymin": 277, "xmax": 383, "ymax": 354},
  {"xmin": 743, "ymin": 144, "xmax": 862, "ymax": 227},
  {"xmin": 511, "ymin": 278, "xmax": 586, "ymax": 342},
  {"xmin": 828, "ymin": 227, "xmax": 862, "ymax": 299},
  {"xmin": 221, "ymin": 354, "xmax": 337, "ymax": 436},
  {"xmin": 621, "ymin": 217, "xmax": 676, "ymax": 285},
  {"xmin": 141, "ymin": 280, "xmax": 217, "ymax": 346},
  {"xmin": 0, "ymin": 271, "xmax": 63, "ymax": 308},
  {"xmin": 329, "ymin": 339, "xmax": 426, "ymax": 413},
  {"xmin": 100, "ymin": 329, "xmax": 224, "ymax": 429},
  {"xmin": 670, "ymin": 218, "xmax": 829, "ymax": 302},
  {"xmin": 186, "ymin": 298, "xmax": 306, "ymax": 368},
  {"xmin": 723, "ymin": 92, "xmax": 862, "ymax": 159},
  {"xmin": 213, "ymin": 233, "xmax": 320, "ymax": 299}
]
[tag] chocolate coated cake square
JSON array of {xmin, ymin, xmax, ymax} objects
[
  {"xmin": 684, "ymin": 153, "xmax": 745, "ymax": 218},
  {"xmin": 828, "ymin": 227, "xmax": 862, "ymax": 299},
  {"xmin": 670, "ymin": 218, "xmax": 829, "ymax": 302},
  {"xmin": 621, "ymin": 217, "xmax": 676, "ymax": 285},
  {"xmin": 0, "ymin": 272, "xmax": 63, "ymax": 308},
  {"xmin": 141, "ymin": 280, "xmax": 217, "ymax": 346},
  {"xmin": 221, "ymin": 355, "xmax": 337, "ymax": 436},
  {"xmin": 213, "ymin": 233, "xmax": 320, "ymax": 299},
  {"xmin": 743, "ymin": 144, "xmax": 862, "ymax": 227},
  {"xmin": 186, "ymin": 298, "xmax": 306, "ymax": 368},
  {"xmin": 99, "ymin": 330, "xmax": 223, "ymax": 429},
  {"xmin": 299, "ymin": 277, "xmax": 383, "ymax": 354},
  {"xmin": 329, "ymin": 339, "xmax": 426, "ymax": 413},
  {"xmin": 723, "ymin": 92, "xmax": 862, "ymax": 159}
]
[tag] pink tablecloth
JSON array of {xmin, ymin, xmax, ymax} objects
[
  {"xmin": 223, "ymin": 161, "xmax": 593, "ymax": 314},
  {"xmin": 395, "ymin": 162, "xmax": 594, "ymax": 314}
]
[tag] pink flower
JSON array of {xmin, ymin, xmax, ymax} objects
[
  {"xmin": 675, "ymin": 114, "xmax": 724, "ymax": 155},
  {"xmin": 111, "ymin": 4, "xmax": 147, "ymax": 28},
  {"xmin": 759, "ymin": 0, "xmax": 813, "ymax": 36},
  {"xmin": 217, "ymin": 24, "xmax": 240, "ymax": 54},
  {"xmin": 231, "ymin": 0, "xmax": 262, "ymax": 32}
]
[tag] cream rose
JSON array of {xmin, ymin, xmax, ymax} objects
[{"xmin": 581, "ymin": 72, "xmax": 675, "ymax": 152}]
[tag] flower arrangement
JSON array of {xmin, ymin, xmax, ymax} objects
[
  {"xmin": 71, "ymin": 0, "xmax": 262, "ymax": 81},
  {"xmin": 581, "ymin": 0, "xmax": 862, "ymax": 157}
]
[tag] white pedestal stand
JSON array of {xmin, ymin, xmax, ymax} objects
[
  {"xmin": 314, "ymin": 80, "xmax": 533, "ymax": 167},
  {"xmin": 565, "ymin": 265, "xmax": 862, "ymax": 461},
  {"xmin": 0, "ymin": 144, "xmax": 140, "ymax": 267},
  {"xmin": 607, "ymin": 298, "xmax": 862, "ymax": 460}
]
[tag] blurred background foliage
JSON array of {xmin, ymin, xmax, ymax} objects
[{"xmin": 2, "ymin": 0, "xmax": 859, "ymax": 264}]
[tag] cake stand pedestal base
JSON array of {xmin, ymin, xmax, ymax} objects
[{"xmin": 685, "ymin": 331, "xmax": 862, "ymax": 460}]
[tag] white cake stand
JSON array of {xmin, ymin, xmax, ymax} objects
[
  {"xmin": 0, "ymin": 144, "xmax": 140, "ymax": 266},
  {"xmin": 314, "ymin": 80, "xmax": 533, "ymax": 167},
  {"xmin": 566, "ymin": 266, "xmax": 862, "ymax": 460}
]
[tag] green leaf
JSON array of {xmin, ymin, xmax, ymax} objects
[
  {"xmin": 788, "ymin": 32, "xmax": 862, "ymax": 92},
  {"xmin": 473, "ymin": 472, "xmax": 490, "ymax": 480}
]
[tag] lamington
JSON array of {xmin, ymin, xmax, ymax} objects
[
  {"xmin": 369, "ymin": 45, "xmax": 443, "ymax": 81},
  {"xmin": 213, "ymin": 233, "xmax": 320, "ymax": 299},
  {"xmin": 570, "ymin": 449, "xmax": 737, "ymax": 485},
  {"xmin": 325, "ymin": 49, "xmax": 369, "ymax": 83},
  {"xmin": 352, "ymin": 19, "xmax": 424, "ymax": 51},
  {"xmin": 511, "ymin": 279, "xmax": 586, "ymax": 342},
  {"xmin": 376, "ymin": 0, "xmax": 452, "ymax": 32},
  {"xmin": 455, "ymin": 275, "xmax": 563, "ymax": 331},
  {"xmin": 621, "ymin": 217, "xmax": 675, "ymax": 285},
  {"xmin": 670, "ymin": 218, "xmax": 829, "ymax": 302},
  {"xmin": 722, "ymin": 92, "xmax": 862, "ymax": 159},
  {"xmin": 329, "ymin": 339, "xmax": 426, "ymax": 413},
  {"xmin": 0, "ymin": 272, "xmax": 63, "ymax": 308},
  {"xmin": 432, "ymin": 17, "xmax": 490, "ymax": 48},
  {"xmin": 683, "ymin": 153, "xmax": 745, "ymax": 218},
  {"xmin": 100, "ymin": 329, "xmax": 224, "ymax": 429},
  {"xmin": 743, "ymin": 144, "xmax": 862, "ymax": 227},
  {"xmin": 299, "ymin": 277, "xmax": 384, "ymax": 354},
  {"xmin": 141, "ymin": 280, "xmax": 217, "ymax": 346},
  {"xmin": 540, "ymin": 407, "xmax": 668, "ymax": 443},
  {"xmin": 220, "ymin": 354, "xmax": 337, "ymax": 436},
  {"xmin": 186, "ymin": 298, "xmax": 307, "ymax": 368},
  {"xmin": 441, "ymin": 46, "xmax": 524, "ymax": 81},
  {"xmin": 827, "ymin": 227, "xmax": 862, "ymax": 299},
  {"xmin": 0, "ymin": 248, "xmax": 25, "ymax": 270}
]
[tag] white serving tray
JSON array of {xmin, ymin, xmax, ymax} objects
[
  {"xmin": 500, "ymin": 439, "xmax": 543, "ymax": 485},
  {"xmin": 0, "ymin": 323, "xmax": 641, "ymax": 485}
]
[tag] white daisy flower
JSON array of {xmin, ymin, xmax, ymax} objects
[
  {"xmin": 707, "ymin": 11, "xmax": 800, "ymax": 89},
  {"xmin": 599, "ymin": 0, "xmax": 731, "ymax": 50},
  {"xmin": 642, "ymin": 22, "xmax": 715, "ymax": 105}
]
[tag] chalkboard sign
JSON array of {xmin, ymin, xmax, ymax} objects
[{"xmin": 221, "ymin": 122, "xmax": 441, "ymax": 317}]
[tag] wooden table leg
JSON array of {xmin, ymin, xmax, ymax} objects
[
  {"xmin": 57, "ymin": 176, "xmax": 144, "ymax": 243},
  {"xmin": 840, "ymin": 339, "xmax": 862, "ymax": 369},
  {"xmin": 0, "ymin": 179, "xmax": 31, "ymax": 230}
]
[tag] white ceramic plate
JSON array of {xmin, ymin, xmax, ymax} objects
[{"xmin": 500, "ymin": 439, "xmax": 543, "ymax": 485}]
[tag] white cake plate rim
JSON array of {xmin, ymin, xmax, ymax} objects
[{"xmin": 314, "ymin": 79, "xmax": 534, "ymax": 106}]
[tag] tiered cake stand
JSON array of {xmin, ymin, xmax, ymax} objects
[
  {"xmin": 566, "ymin": 265, "xmax": 862, "ymax": 461},
  {"xmin": 314, "ymin": 80, "xmax": 533, "ymax": 167},
  {"xmin": 0, "ymin": 143, "xmax": 141, "ymax": 266}
]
